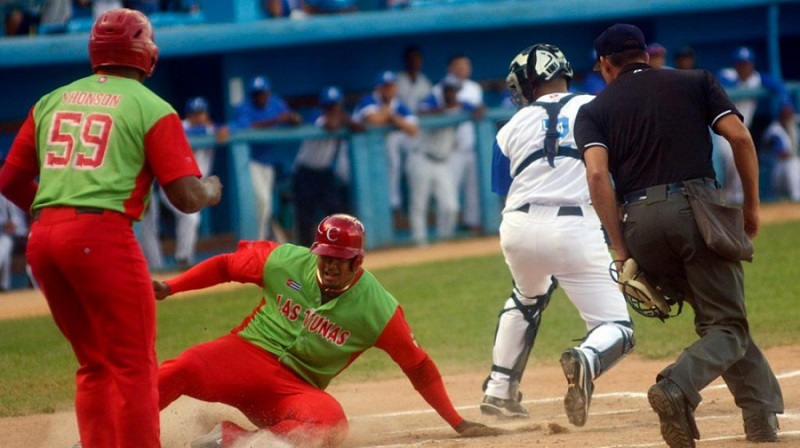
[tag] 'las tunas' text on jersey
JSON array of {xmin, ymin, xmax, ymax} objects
[{"xmin": 234, "ymin": 243, "xmax": 399, "ymax": 389}]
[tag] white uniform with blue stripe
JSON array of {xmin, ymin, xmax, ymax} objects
[
  {"xmin": 484, "ymin": 92, "xmax": 633, "ymax": 401},
  {"xmin": 494, "ymin": 93, "xmax": 593, "ymax": 211}
]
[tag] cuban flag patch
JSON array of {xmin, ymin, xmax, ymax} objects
[{"xmin": 286, "ymin": 279, "xmax": 302, "ymax": 292}]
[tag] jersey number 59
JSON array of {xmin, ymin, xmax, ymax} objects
[{"xmin": 45, "ymin": 111, "xmax": 113, "ymax": 170}]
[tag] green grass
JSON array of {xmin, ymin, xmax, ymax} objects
[{"xmin": 1, "ymin": 220, "xmax": 798, "ymax": 417}]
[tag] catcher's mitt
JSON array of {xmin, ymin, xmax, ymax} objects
[{"xmin": 610, "ymin": 258, "xmax": 679, "ymax": 321}]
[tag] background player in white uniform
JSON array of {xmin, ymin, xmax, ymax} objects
[
  {"xmin": 0, "ymin": 191, "xmax": 28, "ymax": 291},
  {"xmin": 407, "ymin": 74, "xmax": 469, "ymax": 246},
  {"xmin": 352, "ymin": 71, "xmax": 419, "ymax": 221},
  {"xmin": 167, "ymin": 97, "xmax": 228, "ymax": 267},
  {"xmin": 434, "ymin": 54, "xmax": 484, "ymax": 233},
  {"xmin": 480, "ymin": 44, "xmax": 634, "ymax": 428},
  {"xmin": 716, "ymin": 46, "xmax": 790, "ymax": 204},
  {"xmin": 761, "ymin": 102, "xmax": 800, "ymax": 201},
  {"xmin": 138, "ymin": 97, "xmax": 228, "ymax": 270}
]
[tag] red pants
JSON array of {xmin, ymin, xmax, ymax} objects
[
  {"xmin": 27, "ymin": 207, "xmax": 160, "ymax": 448},
  {"xmin": 159, "ymin": 333, "xmax": 348, "ymax": 446}
]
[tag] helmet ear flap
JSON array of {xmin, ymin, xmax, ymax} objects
[{"xmin": 351, "ymin": 254, "xmax": 364, "ymax": 271}]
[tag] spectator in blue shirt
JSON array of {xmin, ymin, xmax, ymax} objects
[
  {"xmin": 292, "ymin": 86, "xmax": 364, "ymax": 246},
  {"xmin": 235, "ymin": 75, "xmax": 302, "ymax": 240},
  {"xmin": 761, "ymin": 103, "xmax": 800, "ymax": 201},
  {"xmin": 715, "ymin": 46, "xmax": 791, "ymax": 204},
  {"xmin": 352, "ymin": 71, "xmax": 419, "ymax": 227}
]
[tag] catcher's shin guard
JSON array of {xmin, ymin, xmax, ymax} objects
[
  {"xmin": 485, "ymin": 278, "xmax": 558, "ymax": 398},
  {"xmin": 581, "ymin": 321, "xmax": 635, "ymax": 378}
]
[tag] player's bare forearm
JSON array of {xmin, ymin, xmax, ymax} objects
[
  {"xmin": 715, "ymin": 114, "xmax": 760, "ymax": 237},
  {"xmin": 585, "ymin": 147, "xmax": 628, "ymax": 260},
  {"xmin": 393, "ymin": 115, "xmax": 419, "ymax": 136},
  {"xmin": 589, "ymin": 174, "xmax": 627, "ymax": 259},
  {"xmin": 163, "ymin": 176, "xmax": 222, "ymax": 213},
  {"xmin": 364, "ymin": 110, "xmax": 392, "ymax": 126}
]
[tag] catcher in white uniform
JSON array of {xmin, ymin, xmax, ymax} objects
[{"xmin": 480, "ymin": 43, "xmax": 634, "ymax": 427}]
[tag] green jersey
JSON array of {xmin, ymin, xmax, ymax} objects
[
  {"xmin": 30, "ymin": 74, "xmax": 193, "ymax": 220},
  {"xmin": 236, "ymin": 244, "xmax": 399, "ymax": 389}
]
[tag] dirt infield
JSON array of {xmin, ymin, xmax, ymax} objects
[
  {"xmin": 2, "ymin": 201, "xmax": 799, "ymax": 447},
  {"xmin": 3, "ymin": 347, "xmax": 798, "ymax": 447}
]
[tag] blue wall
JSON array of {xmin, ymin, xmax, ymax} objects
[{"xmin": 3, "ymin": 1, "xmax": 800, "ymax": 122}]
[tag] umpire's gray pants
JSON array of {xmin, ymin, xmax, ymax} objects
[{"xmin": 622, "ymin": 192, "xmax": 783, "ymax": 420}]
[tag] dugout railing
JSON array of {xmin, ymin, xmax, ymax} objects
[{"xmin": 183, "ymin": 82, "xmax": 800, "ymax": 250}]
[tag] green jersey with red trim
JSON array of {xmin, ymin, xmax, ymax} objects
[
  {"xmin": 31, "ymin": 74, "xmax": 179, "ymax": 218},
  {"xmin": 236, "ymin": 244, "xmax": 399, "ymax": 389}
]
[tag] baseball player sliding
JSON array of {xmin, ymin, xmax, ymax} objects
[
  {"xmin": 480, "ymin": 44, "xmax": 634, "ymax": 427},
  {"xmin": 153, "ymin": 214, "xmax": 503, "ymax": 447}
]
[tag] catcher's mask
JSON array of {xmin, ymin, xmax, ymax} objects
[
  {"xmin": 310, "ymin": 214, "xmax": 365, "ymax": 271},
  {"xmin": 506, "ymin": 43, "xmax": 573, "ymax": 109},
  {"xmin": 609, "ymin": 259, "xmax": 682, "ymax": 322}
]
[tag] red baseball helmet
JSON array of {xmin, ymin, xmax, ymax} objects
[
  {"xmin": 89, "ymin": 8, "xmax": 159, "ymax": 77},
  {"xmin": 310, "ymin": 214, "xmax": 365, "ymax": 269}
]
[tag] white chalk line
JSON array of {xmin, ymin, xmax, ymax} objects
[{"xmin": 350, "ymin": 369, "xmax": 800, "ymax": 447}]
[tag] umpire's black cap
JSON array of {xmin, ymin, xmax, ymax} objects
[{"xmin": 593, "ymin": 23, "xmax": 647, "ymax": 70}]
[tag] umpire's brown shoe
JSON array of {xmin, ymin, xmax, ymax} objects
[
  {"xmin": 647, "ymin": 379, "xmax": 700, "ymax": 448},
  {"xmin": 744, "ymin": 412, "xmax": 779, "ymax": 442}
]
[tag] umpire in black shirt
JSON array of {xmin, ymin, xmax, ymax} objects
[{"xmin": 575, "ymin": 24, "xmax": 783, "ymax": 447}]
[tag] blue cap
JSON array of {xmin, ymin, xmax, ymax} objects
[
  {"xmin": 185, "ymin": 96, "xmax": 209, "ymax": 114},
  {"xmin": 250, "ymin": 76, "xmax": 271, "ymax": 93},
  {"xmin": 375, "ymin": 70, "xmax": 398, "ymax": 87},
  {"xmin": 441, "ymin": 74, "xmax": 462, "ymax": 90},
  {"xmin": 320, "ymin": 86, "xmax": 343, "ymax": 106},
  {"xmin": 733, "ymin": 46, "xmax": 754, "ymax": 64}
]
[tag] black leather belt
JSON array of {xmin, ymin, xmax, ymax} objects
[
  {"xmin": 515, "ymin": 204, "xmax": 583, "ymax": 216},
  {"xmin": 623, "ymin": 178, "xmax": 719, "ymax": 204},
  {"xmin": 31, "ymin": 206, "xmax": 106, "ymax": 221}
]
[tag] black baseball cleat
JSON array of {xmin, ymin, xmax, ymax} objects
[
  {"xmin": 744, "ymin": 411, "xmax": 779, "ymax": 443},
  {"xmin": 560, "ymin": 348, "xmax": 594, "ymax": 427},
  {"xmin": 479, "ymin": 394, "xmax": 529, "ymax": 419},
  {"xmin": 647, "ymin": 379, "xmax": 700, "ymax": 448}
]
